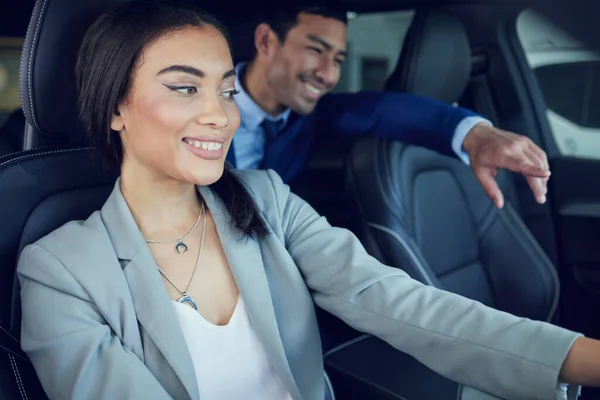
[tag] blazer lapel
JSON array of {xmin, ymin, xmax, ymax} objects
[
  {"xmin": 101, "ymin": 180, "xmax": 200, "ymax": 400},
  {"xmin": 198, "ymin": 185, "xmax": 303, "ymax": 400}
]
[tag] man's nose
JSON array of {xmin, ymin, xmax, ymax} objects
[{"xmin": 314, "ymin": 58, "xmax": 339, "ymax": 87}]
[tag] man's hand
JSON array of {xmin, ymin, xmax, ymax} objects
[{"xmin": 462, "ymin": 123, "xmax": 550, "ymax": 209}]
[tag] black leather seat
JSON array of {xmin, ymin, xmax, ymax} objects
[
  {"xmin": 347, "ymin": 10, "xmax": 559, "ymax": 322},
  {"xmin": 0, "ymin": 0, "xmax": 125, "ymax": 398},
  {"xmin": 0, "ymin": 109, "xmax": 25, "ymax": 155}
]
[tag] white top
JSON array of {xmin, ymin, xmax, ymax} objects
[
  {"xmin": 171, "ymin": 296, "xmax": 293, "ymax": 400},
  {"xmin": 173, "ymin": 296, "xmax": 572, "ymax": 400}
]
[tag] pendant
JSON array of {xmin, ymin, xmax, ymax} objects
[
  {"xmin": 175, "ymin": 241, "xmax": 188, "ymax": 255},
  {"xmin": 177, "ymin": 293, "xmax": 198, "ymax": 310}
]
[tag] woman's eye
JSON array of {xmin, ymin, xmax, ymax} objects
[
  {"xmin": 222, "ymin": 90, "xmax": 240, "ymax": 101},
  {"xmin": 164, "ymin": 84, "xmax": 198, "ymax": 95},
  {"xmin": 176, "ymin": 86, "xmax": 197, "ymax": 95}
]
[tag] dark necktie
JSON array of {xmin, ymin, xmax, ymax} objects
[{"xmin": 260, "ymin": 118, "xmax": 283, "ymax": 168}]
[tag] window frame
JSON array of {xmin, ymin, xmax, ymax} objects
[{"xmin": 517, "ymin": 11, "xmax": 600, "ymax": 160}]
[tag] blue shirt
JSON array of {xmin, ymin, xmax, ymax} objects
[
  {"xmin": 232, "ymin": 63, "xmax": 291, "ymax": 170},
  {"xmin": 232, "ymin": 62, "xmax": 490, "ymax": 170}
]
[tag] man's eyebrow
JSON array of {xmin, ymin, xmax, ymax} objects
[
  {"xmin": 306, "ymin": 35, "xmax": 347, "ymax": 57},
  {"xmin": 157, "ymin": 65, "xmax": 236, "ymax": 80}
]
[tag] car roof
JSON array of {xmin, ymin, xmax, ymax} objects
[
  {"xmin": 3, "ymin": 0, "xmax": 599, "ymax": 56},
  {"xmin": 0, "ymin": 0, "xmax": 534, "ymax": 38}
]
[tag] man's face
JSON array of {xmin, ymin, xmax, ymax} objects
[{"xmin": 266, "ymin": 12, "xmax": 347, "ymax": 115}]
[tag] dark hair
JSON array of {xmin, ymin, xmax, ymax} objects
[
  {"xmin": 76, "ymin": 0, "xmax": 268, "ymax": 238},
  {"xmin": 262, "ymin": 1, "xmax": 348, "ymax": 43}
]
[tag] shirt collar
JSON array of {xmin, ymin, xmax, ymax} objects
[{"xmin": 234, "ymin": 62, "xmax": 291, "ymax": 130}]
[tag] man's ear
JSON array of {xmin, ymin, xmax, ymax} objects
[{"xmin": 254, "ymin": 23, "xmax": 279, "ymax": 58}]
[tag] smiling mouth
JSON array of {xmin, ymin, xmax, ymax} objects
[
  {"xmin": 304, "ymin": 82, "xmax": 322, "ymax": 96},
  {"xmin": 183, "ymin": 138, "xmax": 223, "ymax": 151},
  {"xmin": 300, "ymin": 77, "xmax": 327, "ymax": 99}
]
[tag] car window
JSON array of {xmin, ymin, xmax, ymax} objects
[
  {"xmin": 517, "ymin": 9, "xmax": 600, "ymax": 159},
  {"xmin": 0, "ymin": 37, "xmax": 22, "ymax": 127},
  {"xmin": 332, "ymin": 10, "xmax": 414, "ymax": 93},
  {"xmin": 534, "ymin": 61, "xmax": 600, "ymax": 130}
]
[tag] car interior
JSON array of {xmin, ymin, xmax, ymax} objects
[
  {"xmin": 347, "ymin": 9, "xmax": 559, "ymax": 321},
  {"xmin": 1, "ymin": 0, "xmax": 599, "ymax": 399}
]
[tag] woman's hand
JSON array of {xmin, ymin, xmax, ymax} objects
[{"xmin": 560, "ymin": 337, "xmax": 600, "ymax": 385}]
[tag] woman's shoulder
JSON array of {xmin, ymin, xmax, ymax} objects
[
  {"xmin": 31, "ymin": 211, "xmax": 106, "ymax": 251},
  {"xmin": 18, "ymin": 210, "xmax": 110, "ymax": 276}
]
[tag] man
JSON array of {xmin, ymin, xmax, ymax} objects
[{"xmin": 227, "ymin": 3, "xmax": 550, "ymax": 209}]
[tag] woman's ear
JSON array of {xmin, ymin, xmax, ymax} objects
[{"xmin": 110, "ymin": 106, "xmax": 124, "ymax": 132}]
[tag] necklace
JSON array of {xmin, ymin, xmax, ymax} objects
[
  {"xmin": 156, "ymin": 200, "xmax": 206, "ymax": 310},
  {"xmin": 145, "ymin": 202, "xmax": 203, "ymax": 255}
]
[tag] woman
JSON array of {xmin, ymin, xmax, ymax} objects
[{"xmin": 15, "ymin": 1, "xmax": 600, "ymax": 399}]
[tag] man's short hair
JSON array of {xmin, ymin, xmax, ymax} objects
[{"xmin": 262, "ymin": 2, "xmax": 348, "ymax": 43}]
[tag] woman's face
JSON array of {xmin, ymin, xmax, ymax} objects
[{"xmin": 111, "ymin": 25, "xmax": 239, "ymax": 185}]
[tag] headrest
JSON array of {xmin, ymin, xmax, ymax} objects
[
  {"xmin": 20, "ymin": 0, "xmax": 129, "ymax": 142},
  {"xmin": 385, "ymin": 10, "xmax": 471, "ymax": 104}
]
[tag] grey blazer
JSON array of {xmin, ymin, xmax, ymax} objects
[{"xmin": 17, "ymin": 169, "xmax": 581, "ymax": 400}]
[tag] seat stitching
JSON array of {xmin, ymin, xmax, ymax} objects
[
  {"xmin": 0, "ymin": 346, "xmax": 31, "ymax": 364},
  {"xmin": 10, "ymin": 355, "xmax": 28, "ymax": 400},
  {"xmin": 7, "ymin": 354, "xmax": 22, "ymax": 399},
  {"xmin": 12, "ymin": 355, "xmax": 28, "ymax": 400},
  {"xmin": 0, "ymin": 147, "xmax": 93, "ymax": 168},
  {"xmin": 0, "ymin": 325, "xmax": 20, "ymax": 344},
  {"xmin": 27, "ymin": 0, "xmax": 49, "ymax": 132},
  {"xmin": 8, "ymin": 354, "xmax": 28, "ymax": 400},
  {"xmin": 19, "ymin": 0, "xmax": 37, "ymax": 111}
]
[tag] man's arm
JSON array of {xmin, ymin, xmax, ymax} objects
[
  {"xmin": 315, "ymin": 91, "xmax": 479, "ymax": 158},
  {"xmin": 315, "ymin": 91, "xmax": 550, "ymax": 208}
]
